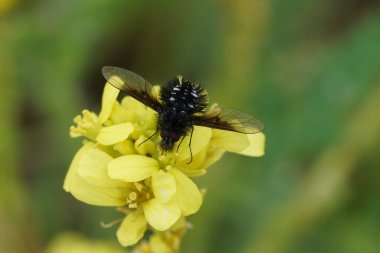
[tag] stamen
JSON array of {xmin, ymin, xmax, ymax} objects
[
  {"xmin": 116, "ymin": 207, "xmax": 129, "ymax": 214},
  {"xmin": 128, "ymin": 203, "xmax": 138, "ymax": 208},
  {"xmin": 100, "ymin": 218, "xmax": 123, "ymax": 228},
  {"xmin": 129, "ymin": 192, "xmax": 137, "ymax": 201},
  {"xmin": 134, "ymin": 182, "xmax": 144, "ymax": 192}
]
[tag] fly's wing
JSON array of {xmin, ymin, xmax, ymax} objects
[
  {"xmin": 193, "ymin": 106, "xmax": 264, "ymax": 134},
  {"xmin": 102, "ymin": 66, "xmax": 161, "ymax": 111}
]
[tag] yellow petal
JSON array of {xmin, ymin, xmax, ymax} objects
[
  {"xmin": 152, "ymin": 170, "xmax": 176, "ymax": 203},
  {"xmin": 176, "ymin": 148, "xmax": 208, "ymax": 177},
  {"xmin": 130, "ymin": 124, "xmax": 145, "ymax": 140},
  {"xmin": 142, "ymin": 198, "xmax": 181, "ymax": 231},
  {"xmin": 135, "ymin": 135, "xmax": 157, "ymax": 157},
  {"xmin": 77, "ymin": 148, "xmax": 125, "ymax": 187},
  {"xmin": 117, "ymin": 211, "xmax": 147, "ymax": 247},
  {"xmin": 142, "ymin": 112, "xmax": 158, "ymax": 130},
  {"xmin": 96, "ymin": 122, "xmax": 134, "ymax": 145},
  {"xmin": 199, "ymin": 146, "xmax": 226, "ymax": 170},
  {"xmin": 114, "ymin": 140, "xmax": 136, "ymax": 155},
  {"xmin": 69, "ymin": 110, "xmax": 100, "ymax": 140},
  {"xmin": 110, "ymin": 101, "xmax": 130, "ymax": 124},
  {"xmin": 149, "ymin": 235, "xmax": 172, "ymax": 253},
  {"xmin": 178, "ymin": 167, "xmax": 207, "ymax": 177},
  {"xmin": 121, "ymin": 96, "xmax": 146, "ymax": 112},
  {"xmin": 64, "ymin": 142, "xmax": 95, "ymax": 192},
  {"xmin": 236, "ymin": 132, "xmax": 265, "ymax": 157},
  {"xmin": 45, "ymin": 232, "xmax": 125, "ymax": 253},
  {"xmin": 170, "ymin": 168, "xmax": 202, "ymax": 216},
  {"xmin": 108, "ymin": 155, "xmax": 159, "ymax": 182},
  {"xmin": 176, "ymin": 126, "xmax": 212, "ymax": 161},
  {"xmin": 170, "ymin": 216, "xmax": 188, "ymax": 232},
  {"xmin": 68, "ymin": 173, "xmax": 127, "ymax": 206},
  {"xmin": 211, "ymin": 129, "xmax": 249, "ymax": 152},
  {"xmin": 98, "ymin": 83, "xmax": 120, "ymax": 124}
]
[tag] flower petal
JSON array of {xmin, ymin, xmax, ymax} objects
[
  {"xmin": 176, "ymin": 148, "xmax": 208, "ymax": 177},
  {"xmin": 142, "ymin": 198, "xmax": 181, "ymax": 231},
  {"xmin": 236, "ymin": 132, "xmax": 265, "ymax": 157},
  {"xmin": 64, "ymin": 142, "xmax": 95, "ymax": 192},
  {"xmin": 199, "ymin": 146, "xmax": 226, "ymax": 170},
  {"xmin": 68, "ymin": 173, "xmax": 127, "ymax": 206},
  {"xmin": 96, "ymin": 122, "xmax": 134, "ymax": 145},
  {"xmin": 178, "ymin": 167, "xmax": 207, "ymax": 177},
  {"xmin": 135, "ymin": 135, "xmax": 157, "ymax": 156},
  {"xmin": 211, "ymin": 129, "xmax": 249, "ymax": 152},
  {"xmin": 170, "ymin": 168, "xmax": 202, "ymax": 216},
  {"xmin": 45, "ymin": 232, "xmax": 126, "ymax": 253},
  {"xmin": 114, "ymin": 140, "xmax": 136, "ymax": 155},
  {"xmin": 108, "ymin": 155, "xmax": 159, "ymax": 182},
  {"xmin": 117, "ymin": 211, "xmax": 147, "ymax": 247},
  {"xmin": 121, "ymin": 96, "xmax": 146, "ymax": 112},
  {"xmin": 152, "ymin": 170, "xmax": 176, "ymax": 203},
  {"xmin": 98, "ymin": 83, "xmax": 120, "ymax": 124},
  {"xmin": 70, "ymin": 110, "xmax": 100, "ymax": 140},
  {"xmin": 149, "ymin": 235, "xmax": 172, "ymax": 253},
  {"xmin": 77, "ymin": 148, "xmax": 125, "ymax": 187},
  {"xmin": 176, "ymin": 126, "xmax": 212, "ymax": 161}
]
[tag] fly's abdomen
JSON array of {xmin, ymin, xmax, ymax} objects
[{"xmin": 158, "ymin": 109, "xmax": 192, "ymax": 137}]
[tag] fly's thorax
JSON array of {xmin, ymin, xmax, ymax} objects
[{"xmin": 160, "ymin": 76, "xmax": 208, "ymax": 114}]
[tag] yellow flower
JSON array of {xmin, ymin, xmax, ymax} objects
[
  {"xmin": 64, "ymin": 82, "xmax": 265, "ymax": 247},
  {"xmin": 64, "ymin": 143, "xmax": 201, "ymax": 246},
  {"xmin": 133, "ymin": 217, "xmax": 188, "ymax": 253},
  {"xmin": 45, "ymin": 232, "xmax": 125, "ymax": 253},
  {"xmin": 69, "ymin": 84, "xmax": 134, "ymax": 146}
]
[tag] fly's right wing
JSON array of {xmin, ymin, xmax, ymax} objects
[{"xmin": 194, "ymin": 106, "xmax": 264, "ymax": 134}]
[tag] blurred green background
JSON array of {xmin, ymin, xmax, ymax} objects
[{"xmin": 1, "ymin": 0, "xmax": 380, "ymax": 252}]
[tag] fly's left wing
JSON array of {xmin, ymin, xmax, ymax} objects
[
  {"xmin": 102, "ymin": 66, "xmax": 161, "ymax": 111},
  {"xmin": 193, "ymin": 106, "xmax": 264, "ymax": 134}
]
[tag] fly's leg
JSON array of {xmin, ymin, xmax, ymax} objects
[
  {"xmin": 138, "ymin": 130, "xmax": 158, "ymax": 147},
  {"xmin": 186, "ymin": 127, "xmax": 194, "ymax": 164},
  {"xmin": 176, "ymin": 135, "xmax": 186, "ymax": 152}
]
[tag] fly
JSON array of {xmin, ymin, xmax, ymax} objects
[{"xmin": 102, "ymin": 66, "xmax": 264, "ymax": 163}]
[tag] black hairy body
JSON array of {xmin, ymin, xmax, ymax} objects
[
  {"xmin": 158, "ymin": 77, "xmax": 208, "ymax": 151},
  {"xmin": 102, "ymin": 66, "xmax": 264, "ymax": 162}
]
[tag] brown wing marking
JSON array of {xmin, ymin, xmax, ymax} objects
[
  {"xmin": 102, "ymin": 66, "xmax": 161, "ymax": 111},
  {"xmin": 194, "ymin": 106, "xmax": 264, "ymax": 134}
]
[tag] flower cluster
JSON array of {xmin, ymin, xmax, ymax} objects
[{"xmin": 64, "ymin": 82, "xmax": 265, "ymax": 251}]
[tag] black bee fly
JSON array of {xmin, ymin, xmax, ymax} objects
[{"xmin": 102, "ymin": 66, "xmax": 264, "ymax": 162}]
